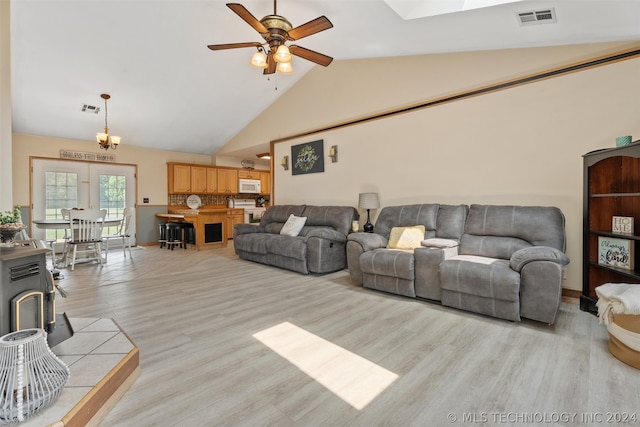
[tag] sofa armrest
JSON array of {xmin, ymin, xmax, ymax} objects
[
  {"xmin": 233, "ymin": 223, "xmax": 264, "ymax": 239},
  {"xmin": 347, "ymin": 232, "xmax": 388, "ymax": 251},
  {"xmin": 305, "ymin": 228, "xmax": 347, "ymax": 243},
  {"xmin": 421, "ymin": 238, "xmax": 459, "ymax": 249},
  {"xmin": 510, "ymin": 246, "xmax": 570, "ymax": 272},
  {"xmin": 346, "ymin": 233, "xmax": 388, "ymax": 284}
]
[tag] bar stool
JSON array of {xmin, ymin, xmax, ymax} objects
[
  {"xmin": 158, "ymin": 224, "xmax": 167, "ymax": 248},
  {"xmin": 165, "ymin": 223, "xmax": 185, "ymax": 250}
]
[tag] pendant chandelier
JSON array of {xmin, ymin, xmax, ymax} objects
[{"xmin": 96, "ymin": 93, "xmax": 121, "ymax": 150}]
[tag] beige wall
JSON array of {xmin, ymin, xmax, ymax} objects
[
  {"xmin": 222, "ymin": 42, "xmax": 640, "ymax": 291},
  {"xmin": 12, "ymin": 134, "xmax": 213, "ymax": 207},
  {"xmin": 0, "ymin": 1, "xmax": 12, "ymax": 211}
]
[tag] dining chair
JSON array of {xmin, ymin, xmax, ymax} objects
[
  {"xmin": 103, "ymin": 207, "xmax": 134, "ymax": 261},
  {"xmin": 66, "ymin": 209, "xmax": 107, "ymax": 270},
  {"xmin": 47, "ymin": 208, "xmax": 72, "ymax": 267}
]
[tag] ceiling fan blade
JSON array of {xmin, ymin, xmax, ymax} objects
[
  {"xmin": 288, "ymin": 16, "xmax": 333, "ymax": 40},
  {"xmin": 227, "ymin": 3, "xmax": 268, "ymax": 34},
  {"xmin": 264, "ymin": 53, "xmax": 276, "ymax": 75},
  {"xmin": 289, "ymin": 45, "xmax": 333, "ymax": 67},
  {"xmin": 207, "ymin": 42, "xmax": 263, "ymax": 51}
]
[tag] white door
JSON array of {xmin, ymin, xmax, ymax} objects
[{"xmin": 31, "ymin": 159, "xmax": 136, "ymax": 245}]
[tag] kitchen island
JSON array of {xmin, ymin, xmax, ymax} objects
[{"xmin": 157, "ymin": 206, "xmax": 243, "ymax": 250}]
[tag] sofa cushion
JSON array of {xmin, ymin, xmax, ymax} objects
[
  {"xmin": 234, "ymin": 233, "xmax": 274, "ymax": 255},
  {"xmin": 266, "ymin": 235, "xmax": 307, "ymax": 261},
  {"xmin": 440, "ymin": 255, "xmax": 521, "ymax": 302},
  {"xmin": 374, "ymin": 204, "xmax": 439, "ymax": 240},
  {"xmin": 460, "ymin": 235, "xmax": 531, "ymax": 260},
  {"xmin": 264, "ymin": 223, "xmax": 285, "ymax": 234},
  {"xmin": 436, "ymin": 204, "xmax": 468, "ymax": 239},
  {"xmin": 387, "ymin": 225, "xmax": 425, "ymax": 249},
  {"xmin": 302, "ymin": 206, "xmax": 358, "ymax": 236},
  {"xmin": 260, "ymin": 205, "xmax": 306, "ymax": 227},
  {"xmin": 462, "ymin": 205, "xmax": 566, "ymax": 253},
  {"xmin": 280, "ymin": 214, "xmax": 307, "ymax": 236},
  {"xmin": 360, "ymin": 249, "xmax": 415, "ymax": 281}
]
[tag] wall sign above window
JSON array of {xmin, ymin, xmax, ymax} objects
[{"xmin": 59, "ymin": 150, "xmax": 116, "ymax": 163}]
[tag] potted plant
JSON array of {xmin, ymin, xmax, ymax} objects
[{"xmin": 0, "ymin": 206, "xmax": 25, "ymax": 246}]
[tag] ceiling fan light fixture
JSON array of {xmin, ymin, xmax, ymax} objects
[
  {"xmin": 276, "ymin": 61, "xmax": 293, "ymax": 74},
  {"xmin": 209, "ymin": 2, "xmax": 334, "ymax": 76},
  {"xmin": 274, "ymin": 45, "xmax": 292, "ymax": 63},
  {"xmin": 249, "ymin": 50, "xmax": 268, "ymax": 69}
]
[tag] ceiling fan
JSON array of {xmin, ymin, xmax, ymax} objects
[{"xmin": 207, "ymin": 1, "xmax": 333, "ymax": 75}]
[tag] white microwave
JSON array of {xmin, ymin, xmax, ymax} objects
[{"xmin": 238, "ymin": 179, "xmax": 261, "ymax": 194}]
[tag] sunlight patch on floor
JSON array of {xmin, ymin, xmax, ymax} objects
[{"xmin": 253, "ymin": 322, "xmax": 398, "ymax": 410}]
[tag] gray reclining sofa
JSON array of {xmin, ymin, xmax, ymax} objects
[
  {"xmin": 234, "ymin": 204, "xmax": 358, "ymax": 275},
  {"xmin": 347, "ymin": 204, "xmax": 570, "ymax": 324}
]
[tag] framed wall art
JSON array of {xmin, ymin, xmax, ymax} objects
[{"xmin": 291, "ymin": 140, "xmax": 324, "ymax": 175}]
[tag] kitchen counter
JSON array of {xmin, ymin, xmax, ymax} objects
[
  {"xmin": 157, "ymin": 207, "xmax": 245, "ymax": 250},
  {"xmin": 166, "ymin": 205, "xmax": 230, "ymax": 214}
]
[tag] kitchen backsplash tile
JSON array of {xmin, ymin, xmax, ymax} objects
[{"xmin": 168, "ymin": 194, "xmax": 266, "ymax": 206}]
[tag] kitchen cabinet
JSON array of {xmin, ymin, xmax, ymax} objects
[
  {"xmin": 582, "ymin": 143, "xmax": 640, "ymax": 313},
  {"xmin": 206, "ymin": 167, "xmax": 218, "ymax": 193},
  {"xmin": 260, "ymin": 171, "xmax": 270, "ymax": 195},
  {"xmin": 217, "ymin": 169, "xmax": 238, "ymax": 194},
  {"xmin": 190, "ymin": 166, "xmax": 207, "ymax": 193},
  {"xmin": 168, "ymin": 163, "xmax": 269, "ymax": 196},
  {"xmin": 227, "ymin": 208, "xmax": 244, "ymax": 239},
  {"xmin": 168, "ymin": 163, "xmax": 192, "ymax": 193},
  {"xmin": 238, "ymin": 170, "xmax": 260, "ymax": 180}
]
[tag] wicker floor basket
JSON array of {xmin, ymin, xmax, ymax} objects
[
  {"xmin": 608, "ymin": 314, "xmax": 640, "ymax": 370},
  {"xmin": 0, "ymin": 329, "xmax": 70, "ymax": 424}
]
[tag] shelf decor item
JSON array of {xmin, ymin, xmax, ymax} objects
[
  {"xmin": 612, "ymin": 216, "xmax": 634, "ymax": 234},
  {"xmin": 616, "ymin": 135, "xmax": 632, "ymax": 147},
  {"xmin": 598, "ymin": 236, "xmax": 634, "ymax": 270}
]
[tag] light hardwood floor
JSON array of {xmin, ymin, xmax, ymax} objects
[{"xmin": 55, "ymin": 244, "xmax": 640, "ymax": 426}]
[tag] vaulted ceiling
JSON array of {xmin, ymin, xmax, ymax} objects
[{"xmin": 10, "ymin": 1, "xmax": 640, "ymax": 156}]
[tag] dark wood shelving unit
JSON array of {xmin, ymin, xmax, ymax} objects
[{"xmin": 582, "ymin": 143, "xmax": 640, "ymax": 313}]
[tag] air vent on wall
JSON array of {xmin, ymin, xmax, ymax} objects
[
  {"xmin": 517, "ymin": 8, "xmax": 557, "ymax": 26},
  {"xmin": 81, "ymin": 104, "xmax": 100, "ymax": 114}
]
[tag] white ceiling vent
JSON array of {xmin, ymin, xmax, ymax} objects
[
  {"xmin": 81, "ymin": 104, "xmax": 100, "ymax": 114},
  {"xmin": 517, "ymin": 8, "xmax": 557, "ymax": 26}
]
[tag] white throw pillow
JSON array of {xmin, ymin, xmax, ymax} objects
[{"xmin": 280, "ymin": 214, "xmax": 307, "ymax": 236}]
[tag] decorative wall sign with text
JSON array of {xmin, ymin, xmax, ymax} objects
[
  {"xmin": 60, "ymin": 150, "xmax": 116, "ymax": 163},
  {"xmin": 612, "ymin": 216, "xmax": 634, "ymax": 234},
  {"xmin": 598, "ymin": 236, "xmax": 634, "ymax": 270},
  {"xmin": 292, "ymin": 140, "xmax": 324, "ymax": 175}
]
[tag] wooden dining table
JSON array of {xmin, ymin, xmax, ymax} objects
[{"xmin": 32, "ymin": 218, "xmax": 122, "ymax": 230}]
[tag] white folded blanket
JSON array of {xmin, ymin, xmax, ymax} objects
[{"xmin": 596, "ymin": 283, "xmax": 640, "ymax": 325}]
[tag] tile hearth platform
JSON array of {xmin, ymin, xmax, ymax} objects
[{"xmin": 22, "ymin": 317, "xmax": 140, "ymax": 427}]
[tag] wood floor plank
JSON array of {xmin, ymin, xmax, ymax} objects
[{"xmin": 52, "ymin": 244, "xmax": 640, "ymax": 426}]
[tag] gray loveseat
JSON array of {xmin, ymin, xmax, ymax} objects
[
  {"xmin": 347, "ymin": 204, "xmax": 570, "ymax": 324},
  {"xmin": 234, "ymin": 205, "xmax": 358, "ymax": 275}
]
